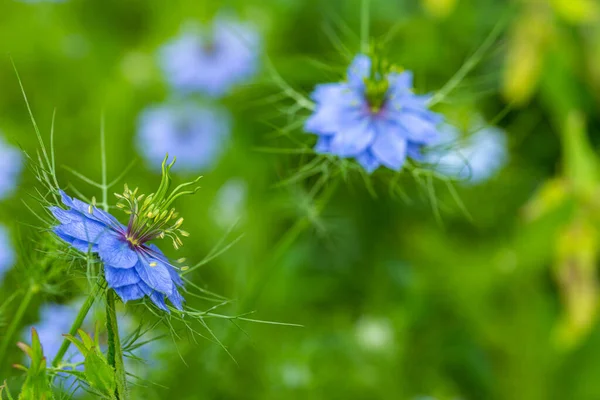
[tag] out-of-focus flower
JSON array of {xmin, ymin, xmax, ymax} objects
[
  {"xmin": 0, "ymin": 225, "xmax": 15, "ymax": 282},
  {"xmin": 159, "ymin": 17, "xmax": 261, "ymax": 97},
  {"xmin": 354, "ymin": 316, "xmax": 394, "ymax": 352},
  {"xmin": 305, "ymin": 54, "xmax": 443, "ymax": 173},
  {"xmin": 50, "ymin": 179, "xmax": 189, "ymax": 311},
  {"xmin": 421, "ymin": 0, "xmax": 457, "ymax": 19},
  {"xmin": 427, "ymin": 122, "xmax": 508, "ymax": 184},
  {"xmin": 137, "ymin": 103, "xmax": 231, "ymax": 173},
  {"xmin": 211, "ymin": 178, "xmax": 247, "ymax": 229},
  {"xmin": 0, "ymin": 135, "xmax": 23, "ymax": 200}
]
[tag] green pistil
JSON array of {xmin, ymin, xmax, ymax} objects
[
  {"xmin": 364, "ymin": 78, "xmax": 389, "ymax": 113},
  {"xmin": 115, "ymin": 155, "xmax": 201, "ymax": 249}
]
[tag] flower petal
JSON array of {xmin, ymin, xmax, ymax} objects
[
  {"xmin": 330, "ymin": 119, "xmax": 375, "ymax": 157},
  {"xmin": 97, "ymin": 234, "xmax": 138, "ymax": 269},
  {"xmin": 167, "ymin": 289, "xmax": 185, "ymax": 310},
  {"xmin": 114, "ymin": 284, "xmax": 145, "ymax": 303},
  {"xmin": 356, "ymin": 150, "xmax": 380, "ymax": 173},
  {"xmin": 54, "ymin": 219, "xmax": 109, "ymax": 244},
  {"xmin": 105, "ymin": 265, "xmax": 141, "ymax": 288},
  {"xmin": 134, "ymin": 257, "xmax": 174, "ymax": 296},
  {"xmin": 138, "ymin": 282, "xmax": 169, "ymax": 311},
  {"xmin": 347, "ymin": 54, "xmax": 371, "ymax": 89},
  {"xmin": 370, "ymin": 127, "xmax": 408, "ymax": 171}
]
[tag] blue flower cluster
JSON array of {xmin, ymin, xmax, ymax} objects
[
  {"xmin": 51, "ymin": 191, "xmax": 184, "ymax": 311},
  {"xmin": 305, "ymin": 54, "xmax": 444, "ymax": 173},
  {"xmin": 137, "ymin": 15, "xmax": 261, "ymax": 173},
  {"xmin": 0, "ymin": 135, "xmax": 23, "ymax": 200}
]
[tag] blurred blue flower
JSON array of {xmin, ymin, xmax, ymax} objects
[
  {"xmin": 136, "ymin": 103, "xmax": 231, "ymax": 173},
  {"xmin": 0, "ymin": 225, "xmax": 15, "ymax": 282},
  {"xmin": 159, "ymin": 17, "xmax": 261, "ymax": 97},
  {"xmin": 305, "ymin": 54, "xmax": 443, "ymax": 173},
  {"xmin": 50, "ymin": 191, "xmax": 185, "ymax": 311},
  {"xmin": 426, "ymin": 122, "xmax": 508, "ymax": 184},
  {"xmin": 0, "ymin": 135, "xmax": 23, "ymax": 200}
]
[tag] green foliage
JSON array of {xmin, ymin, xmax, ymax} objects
[{"xmin": 13, "ymin": 328, "xmax": 53, "ymax": 400}]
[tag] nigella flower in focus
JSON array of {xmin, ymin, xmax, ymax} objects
[
  {"xmin": 49, "ymin": 158, "xmax": 198, "ymax": 311},
  {"xmin": 426, "ymin": 122, "xmax": 508, "ymax": 184},
  {"xmin": 137, "ymin": 103, "xmax": 231, "ymax": 173},
  {"xmin": 305, "ymin": 54, "xmax": 444, "ymax": 173},
  {"xmin": 0, "ymin": 225, "xmax": 15, "ymax": 282},
  {"xmin": 159, "ymin": 16, "xmax": 261, "ymax": 97},
  {"xmin": 0, "ymin": 135, "xmax": 23, "ymax": 200}
]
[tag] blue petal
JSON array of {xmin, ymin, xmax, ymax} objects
[
  {"xmin": 139, "ymin": 282, "xmax": 169, "ymax": 311},
  {"xmin": 147, "ymin": 243, "xmax": 184, "ymax": 287},
  {"xmin": 347, "ymin": 54, "xmax": 371, "ymax": 89},
  {"xmin": 50, "ymin": 207, "xmax": 81, "ymax": 224},
  {"xmin": 329, "ymin": 119, "xmax": 375, "ymax": 157},
  {"xmin": 370, "ymin": 127, "xmax": 408, "ymax": 171},
  {"xmin": 105, "ymin": 265, "xmax": 140, "ymax": 288},
  {"xmin": 114, "ymin": 284, "xmax": 145, "ymax": 303},
  {"xmin": 356, "ymin": 151, "xmax": 380, "ymax": 173},
  {"xmin": 314, "ymin": 136, "xmax": 332, "ymax": 154},
  {"xmin": 394, "ymin": 113, "xmax": 440, "ymax": 144},
  {"xmin": 387, "ymin": 71, "xmax": 413, "ymax": 94},
  {"xmin": 97, "ymin": 234, "xmax": 138, "ymax": 269},
  {"xmin": 54, "ymin": 219, "xmax": 110, "ymax": 244},
  {"xmin": 407, "ymin": 142, "xmax": 424, "ymax": 161},
  {"xmin": 59, "ymin": 190, "xmax": 122, "ymax": 228},
  {"xmin": 167, "ymin": 289, "xmax": 185, "ymax": 310},
  {"xmin": 54, "ymin": 228, "xmax": 98, "ymax": 253},
  {"xmin": 134, "ymin": 257, "xmax": 174, "ymax": 295}
]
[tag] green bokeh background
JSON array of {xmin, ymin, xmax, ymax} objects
[{"xmin": 2, "ymin": 0, "xmax": 600, "ymax": 399}]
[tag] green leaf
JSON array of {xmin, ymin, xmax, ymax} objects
[
  {"xmin": 84, "ymin": 347, "xmax": 116, "ymax": 398},
  {"xmin": 16, "ymin": 328, "xmax": 54, "ymax": 400}
]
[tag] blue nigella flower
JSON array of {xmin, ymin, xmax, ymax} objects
[
  {"xmin": 304, "ymin": 54, "xmax": 444, "ymax": 173},
  {"xmin": 159, "ymin": 16, "xmax": 261, "ymax": 97},
  {"xmin": 136, "ymin": 103, "xmax": 231, "ymax": 173},
  {"xmin": 426, "ymin": 122, "xmax": 508, "ymax": 184},
  {"xmin": 0, "ymin": 225, "xmax": 15, "ymax": 282},
  {"xmin": 0, "ymin": 135, "xmax": 23, "ymax": 200},
  {"xmin": 49, "ymin": 160, "xmax": 197, "ymax": 311}
]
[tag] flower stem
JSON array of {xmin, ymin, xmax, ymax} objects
[
  {"xmin": 0, "ymin": 284, "xmax": 39, "ymax": 368},
  {"xmin": 52, "ymin": 280, "xmax": 102, "ymax": 368},
  {"xmin": 106, "ymin": 289, "xmax": 127, "ymax": 399}
]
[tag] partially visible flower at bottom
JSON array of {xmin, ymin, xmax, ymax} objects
[
  {"xmin": 0, "ymin": 134, "xmax": 23, "ymax": 200},
  {"xmin": 136, "ymin": 103, "xmax": 231, "ymax": 173},
  {"xmin": 426, "ymin": 122, "xmax": 508, "ymax": 184},
  {"xmin": 0, "ymin": 225, "xmax": 15, "ymax": 282}
]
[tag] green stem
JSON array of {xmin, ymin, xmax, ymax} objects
[
  {"xmin": 106, "ymin": 289, "xmax": 127, "ymax": 399},
  {"xmin": 0, "ymin": 285, "xmax": 38, "ymax": 368},
  {"xmin": 52, "ymin": 281, "xmax": 102, "ymax": 368},
  {"xmin": 360, "ymin": 0, "xmax": 370, "ymax": 54}
]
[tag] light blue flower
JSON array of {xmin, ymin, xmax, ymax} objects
[
  {"xmin": 50, "ymin": 190, "xmax": 185, "ymax": 311},
  {"xmin": 0, "ymin": 225, "xmax": 15, "ymax": 282},
  {"xmin": 0, "ymin": 135, "xmax": 23, "ymax": 200},
  {"xmin": 136, "ymin": 103, "xmax": 231, "ymax": 173},
  {"xmin": 159, "ymin": 17, "xmax": 261, "ymax": 97},
  {"xmin": 427, "ymin": 123, "xmax": 508, "ymax": 184},
  {"xmin": 304, "ymin": 54, "xmax": 444, "ymax": 173}
]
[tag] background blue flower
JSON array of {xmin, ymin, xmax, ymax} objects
[
  {"xmin": 0, "ymin": 225, "xmax": 15, "ymax": 282},
  {"xmin": 136, "ymin": 103, "xmax": 231, "ymax": 173},
  {"xmin": 0, "ymin": 135, "xmax": 23, "ymax": 200},
  {"xmin": 51, "ymin": 191, "xmax": 185, "ymax": 311},
  {"xmin": 427, "ymin": 122, "xmax": 508, "ymax": 184},
  {"xmin": 159, "ymin": 16, "xmax": 261, "ymax": 97},
  {"xmin": 305, "ymin": 54, "xmax": 444, "ymax": 173}
]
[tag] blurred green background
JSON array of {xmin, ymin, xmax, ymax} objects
[{"xmin": 2, "ymin": 0, "xmax": 600, "ymax": 399}]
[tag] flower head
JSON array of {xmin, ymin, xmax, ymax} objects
[
  {"xmin": 0, "ymin": 135, "xmax": 23, "ymax": 200},
  {"xmin": 427, "ymin": 122, "xmax": 508, "ymax": 184},
  {"xmin": 136, "ymin": 103, "xmax": 231, "ymax": 173},
  {"xmin": 159, "ymin": 16, "xmax": 261, "ymax": 97},
  {"xmin": 50, "ymin": 158, "xmax": 198, "ymax": 311},
  {"xmin": 304, "ymin": 54, "xmax": 443, "ymax": 173},
  {"xmin": 0, "ymin": 225, "xmax": 15, "ymax": 282}
]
